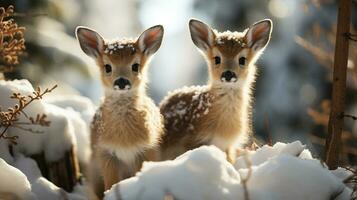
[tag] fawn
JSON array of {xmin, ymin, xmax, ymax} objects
[
  {"xmin": 160, "ymin": 19, "xmax": 272, "ymax": 162},
  {"xmin": 76, "ymin": 25, "xmax": 164, "ymax": 195}
]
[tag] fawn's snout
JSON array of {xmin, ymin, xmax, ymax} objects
[
  {"xmin": 114, "ymin": 77, "xmax": 131, "ymax": 90},
  {"xmin": 221, "ymin": 71, "xmax": 237, "ymax": 82}
]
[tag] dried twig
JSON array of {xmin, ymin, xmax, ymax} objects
[
  {"xmin": 0, "ymin": 84, "xmax": 57, "ymax": 144},
  {"xmin": 0, "ymin": 5, "xmax": 26, "ymax": 72},
  {"xmin": 343, "ymin": 167, "xmax": 357, "ymax": 199},
  {"xmin": 343, "ymin": 114, "xmax": 357, "ymax": 121},
  {"xmin": 263, "ymin": 113, "xmax": 273, "ymax": 146},
  {"xmin": 238, "ymin": 155, "xmax": 252, "ymax": 200}
]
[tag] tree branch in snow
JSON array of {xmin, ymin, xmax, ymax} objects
[
  {"xmin": 308, "ymin": 100, "xmax": 357, "ymax": 164},
  {"xmin": 343, "ymin": 167, "xmax": 357, "ymax": 199},
  {"xmin": 0, "ymin": 84, "xmax": 57, "ymax": 144},
  {"xmin": 343, "ymin": 114, "xmax": 357, "ymax": 121}
]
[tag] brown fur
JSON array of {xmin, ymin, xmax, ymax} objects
[
  {"xmin": 76, "ymin": 25, "xmax": 164, "ymax": 198},
  {"xmin": 0, "ymin": 192, "xmax": 20, "ymax": 200},
  {"xmin": 160, "ymin": 19, "xmax": 272, "ymax": 163}
]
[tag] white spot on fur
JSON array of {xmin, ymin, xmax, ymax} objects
[
  {"xmin": 101, "ymin": 143, "xmax": 149, "ymax": 164},
  {"xmin": 210, "ymin": 135, "xmax": 237, "ymax": 151}
]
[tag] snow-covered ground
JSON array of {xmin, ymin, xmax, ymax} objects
[
  {"xmin": 0, "ymin": 80, "xmax": 355, "ymax": 200},
  {"xmin": 0, "ymin": 79, "xmax": 94, "ymax": 199},
  {"xmin": 105, "ymin": 142, "xmax": 353, "ymax": 200}
]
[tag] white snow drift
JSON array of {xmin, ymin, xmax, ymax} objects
[
  {"xmin": 0, "ymin": 79, "xmax": 95, "ymax": 199},
  {"xmin": 105, "ymin": 142, "xmax": 352, "ymax": 200},
  {"xmin": 0, "ymin": 79, "xmax": 93, "ymax": 164}
]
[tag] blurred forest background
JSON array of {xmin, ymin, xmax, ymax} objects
[{"xmin": 1, "ymin": 0, "xmax": 357, "ymax": 166}]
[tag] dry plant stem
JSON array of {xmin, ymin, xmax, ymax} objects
[
  {"xmin": 343, "ymin": 167, "xmax": 357, "ymax": 199},
  {"xmin": 239, "ymin": 155, "xmax": 252, "ymax": 200},
  {"xmin": 0, "ymin": 84, "xmax": 57, "ymax": 141},
  {"xmin": 0, "ymin": 5, "xmax": 26, "ymax": 69},
  {"xmin": 325, "ymin": 0, "xmax": 351, "ymax": 170},
  {"xmin": 343, "ymin": 114, "xmax": 357, "ymax": 120}
]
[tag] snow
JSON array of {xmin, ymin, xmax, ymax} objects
[
  {"xmin": 160, "ymin": 85, "xmax": 214, "ymax": 131},
  {"xmin": 43, "ymin": 94, "xmax": 95, "ymax": 164},
  {"xmin": 0, "ymin": 79, "xmax": 93, "ymax": 164},
  {"xmin": 44, "ymin": 95, "xmax": 96, "ymax": 125},
  {"xmin": 9, "ymin": 154, "xmax": 87, "ymax": 200},
  {"xmin": 105, "ymin": 146, "xmax": 241, "ymax": 200},
  {"xmin": 0, "ymin": 150, "xmax": 88, "ymax": 200},
  {"xmin": 234, "ymin": 141, "xmax": 306, "ymax": 169},
  {"xmin": 0, "ymin": 158, "xmax": 35, "ymax": 200},
  {"xmin": 214, "ymin": 29, "xmax": 247, "ymax": 47},
  {"xmin": 104, "ymin": 38, "xmax": 136, "ymax": 54},
  {"xmin": 105, "ymin": 142, "xmax": 353, "ymax": 200},
  {"xmin": 0, "ymin": 79, "xmax": 95, "ymax": 199}
]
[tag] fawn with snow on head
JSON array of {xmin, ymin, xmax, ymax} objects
[
  {"xmin": 160, "ymin": 19, "xmax": 272, "ymax": 162},
  {"xmin": 76, "ymin": 25, "xmax": 164, "ymax": 195}
]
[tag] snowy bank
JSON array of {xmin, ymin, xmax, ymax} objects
[
  {"xmin": 0, "ymin": 155, "xmax": 88, "ymax": 200},
  {"xmin": 105, "ymin": 142, "xmax": 352, "ymax": 200},
  {"xmin": 0, "ymin": 158, "xmax": 35, "ymax": 200},
  {"xmin": 0, "ymin": 79, "xmax": 96, "ymax": 199},
  {"xmin": 0, "ymin": 79, "xmax": 93, "ymax": 164}
]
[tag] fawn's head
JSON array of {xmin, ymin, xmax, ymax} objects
[
  {"xmin": 189, "ymin": 19, "xmax": 272, "ymax": 88},
  {"xmin": 76, "ymin": 25, "xmax": 164, "ymax": 93}
]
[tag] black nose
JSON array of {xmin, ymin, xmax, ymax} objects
[
  {"xmin": 221, "ymin": 71, "xmax": 237, "ymax": 82},
  {"xmin": 114, "ymin": 78, "xmax": 131, "ymax": 90}
]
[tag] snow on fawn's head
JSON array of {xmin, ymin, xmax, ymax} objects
[
  {"xmin": 189, "ymin": 19, "xmax": 272, "ymax": 89},
  {"xmin": 76, "ymin": 25, "xmax": 164, "ymax": 94}
]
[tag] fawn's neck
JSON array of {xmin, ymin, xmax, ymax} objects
[{"xmin": 102, "ymin": 88, "xmax": 146, "ymax": 112}]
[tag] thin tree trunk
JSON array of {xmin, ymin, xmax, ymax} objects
[{"xmin": 325, "ymin": 0, "xmax": 351, "ymax": 169}]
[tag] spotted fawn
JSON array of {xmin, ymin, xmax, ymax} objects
[
  {"xmin": 160, "ymin": 19, "xmax": 272, "ymax": 163},
  {"xmin": 76, "ymin": 25, "xmax": 164, "ymax": 196}
]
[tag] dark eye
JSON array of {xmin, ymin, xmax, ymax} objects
[
  {"xmin": 132, "ymin": 63, "xmax": 140, "ymax": 72},
  {"xmin": 239, "ymin": 57, "xmax": 246, "ymax": 66},
  {"xmin": 104, "ymin": 64, "xmax": 112, "ymax": 73},
  {"xmin": 214, "ymin": 56, "xmax": 221, "ymax": 65}
]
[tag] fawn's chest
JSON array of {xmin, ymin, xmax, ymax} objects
[
  {"xmin": 92, "ymin": 97, "xmax": 157, "ymax": 159},
  {"xmin": 188, "ymin": 89, "xmax": 247, "ymax": 150}
]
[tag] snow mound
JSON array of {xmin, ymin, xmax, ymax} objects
[
  {"xmin": 44, "ymin": 95, "xmax": 96, "ymax": 125},
  {"xmin": 44, "ymin": 95, "xmax": 96, "ymax": 164},
  {"xmin": 0, "ymin": 79, "xmax": 92, "ymax": 164},
  {"xmin": 105, "ymin": 143, "xmax": 352, "ymax": 200},
  {"xmin": 0, "ymin": 158, "xmax": 35, "ymax": 200},
  {"xmin": 235, "ymin": 141, "xmax": 307, "ymax": 169},
  {"xmin": 0, "ymin": 154, "xmax": 88, "ymax": 200},
  {"xmin": 13, "ymin": 155, "xmax": 87, "ymax": 200}
]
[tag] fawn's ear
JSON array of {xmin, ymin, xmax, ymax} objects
[
  {"xmin": 137, "ymin": 25, "xmax": 164, "ymax": 56},
  {"xmin": 245, "ymin": 19, "xmax": 272, "ymax": 52},
  {"xmin": 189, "ymin": 19, "xmax": 215, "ymax": 51},
  {"xmin": 76, "ymin": 26, "xmax": 104, "ymax": 58}
]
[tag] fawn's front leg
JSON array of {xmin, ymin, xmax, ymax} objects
[
  {"xmin": 225, "ymin": 147, "xmax": 237, "ymax": 164},
  {"xmin": 97, "ymin": 150, "xmax": 120, "ymax": 190}
]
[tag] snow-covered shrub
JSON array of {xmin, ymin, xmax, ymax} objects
[
  {"xmin": 0, "ymin": 79, "xmax": 96, "ymax": 199},
  {"xmin": 0, "ymin": 79, "xmax": 92, "ymax": 164}
]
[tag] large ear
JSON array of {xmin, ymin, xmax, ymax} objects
[
  {"xmin": 137, "ymin": 25, "xmax": 164, "ymax": 56},
  {"xmin": 245, "ymin": 19, "xmax": 273, "ymax": 52},
  {"xmin": 189, "ymin": 19, "xmax": 215, "ymax": 51},
  {"xmin": 76, "ymin": 26, "xmax": 104, "ymax": 58}
]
